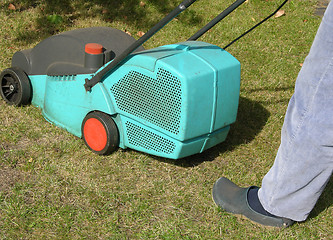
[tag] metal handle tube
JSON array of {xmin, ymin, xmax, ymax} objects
[
  {"xmin": 187, "ymin": 0, "xmax": 245, "ymax": 41},
  {"xmin": 84, "ymin": 0, "xmax": 197, "ymax": 91}
]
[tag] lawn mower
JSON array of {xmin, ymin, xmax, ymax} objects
[{"xmin": 0, "ymin": 0, "xmax": 287, "ymax": 159}]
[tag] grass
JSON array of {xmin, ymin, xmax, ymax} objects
[{"xmin": 0, "ymin": 0, "xmax": 332, "ymax": 239}]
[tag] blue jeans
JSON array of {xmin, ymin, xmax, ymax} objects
[{"xmin": 258, "ymin": 1, "xmax": 333, "ymax": 221}]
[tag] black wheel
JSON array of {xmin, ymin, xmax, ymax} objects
[
  {"xmin": 0, "ymin": 67, "xmax": 32, "ymax": 106},
  {"xmin": 82, "ymin": 111, "xmax": 119, "ymax": 155}
]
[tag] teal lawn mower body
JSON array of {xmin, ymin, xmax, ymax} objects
[{"xmin": 0, "ymin": 0, "xmax": 244, "ymax": 159}]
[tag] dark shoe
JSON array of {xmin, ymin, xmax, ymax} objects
[{"xmin": 212, "ymin": 177, "xmax": 294, "ymax": 228}]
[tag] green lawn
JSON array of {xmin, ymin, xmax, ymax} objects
[{"xmin": 0, "ymin": 0, "xmax": 332, "ymax": 239}]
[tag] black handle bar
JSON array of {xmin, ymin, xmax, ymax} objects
[{"xmin": 188, "ymin": 0, "xmax": 246, "ymax": 41}]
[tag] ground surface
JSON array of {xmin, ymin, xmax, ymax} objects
[{"xmin": 0, "ymin": 0, "xmax": 332, "ymax": 239}]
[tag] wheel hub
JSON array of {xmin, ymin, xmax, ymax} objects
[
  {"xmin": 9, "ymin": 84, "xmax": 15, "ymax": 92},
  {"xmin": 1, "ymin": 76, "xmax": 17, "ymax": 100}
]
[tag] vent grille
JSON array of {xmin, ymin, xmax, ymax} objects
[
  {"xmin": 111, "ymin": 68, "xmax": 182, "ymax": 135},
  {"xmin": 125, "ymin": 121, "xmax": 176, "ymax": 155},
  {"xmin": 49, "ymin": 75, "xmax": 76, "ymax": 81}
]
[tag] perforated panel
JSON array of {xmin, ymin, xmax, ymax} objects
[
  {"xmin": 125, "ymin": 121, "xmax": 176, "ymax": 155},
  {"xmin": 111, "ymin": 68, "xmax": 182, "ymax": 135}
]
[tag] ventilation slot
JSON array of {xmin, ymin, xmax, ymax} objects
[
  {"xmin": 125, "ymin": 121, "xmax": 176, "ymax": 155},
  {"xmin": 49, "ymin": 75, "xmax": 76, "ymax": 81},
  {"xmin": 111, "ymin": 68, "xmax": 181, "ymax": 135}
]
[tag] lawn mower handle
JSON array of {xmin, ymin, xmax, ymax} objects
[
  {"xmin": 187, "ymin": 0, "xmax": 246, "ymax": 41},
  {"xmin": 84, "ymin": 0, "xmax": 197, "ymax": 91}
]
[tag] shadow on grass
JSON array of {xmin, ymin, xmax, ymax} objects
[
  {"xmin": 308, "ymin": 177, "xmax": 332, "ymax": 220},
  {"xmin": 244, "ymin": 86, "xmax": 294, "ymax": 94},
  {"xmin": 4, "ymin": 0, "xmax": 202, "ymax": 44},
  {"xmin": 156, "ymin": 96, "xmax": 271, "ymax": 167},
  {"xmin": 245, "ymin": 86, "xmax": 295, "ymax": 105}
]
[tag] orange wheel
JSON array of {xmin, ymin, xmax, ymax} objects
[{"xmin": 82, "ymin": 112, "xmax": 119, "ymax": 155}]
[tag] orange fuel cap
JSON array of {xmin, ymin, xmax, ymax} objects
[{"xmin": 85, "ymin": 43, "xmax": 103, "ymax": 54}]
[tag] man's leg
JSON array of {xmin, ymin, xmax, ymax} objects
[
  {"xmin": 258, "ymin": 1, "xmax": 333, "ymax": 222},
  {"xmin": 212, "ymin": 1, "xmax": 333, "ymax": 226}
]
